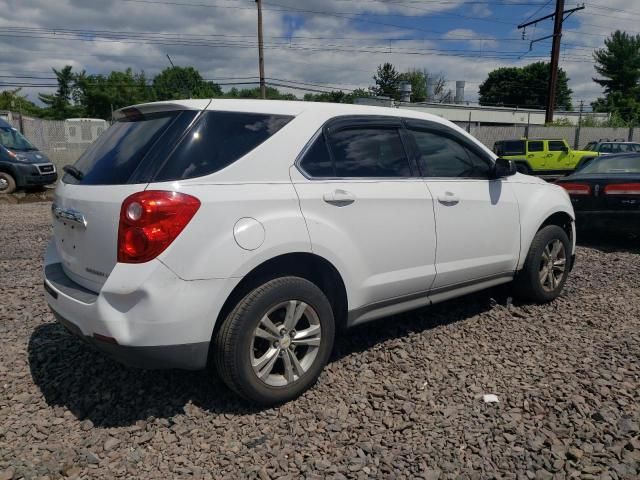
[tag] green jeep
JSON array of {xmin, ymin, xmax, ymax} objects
[{"xmin": 493, "ymin": 138, "xmax": 597, "ymax": 176}]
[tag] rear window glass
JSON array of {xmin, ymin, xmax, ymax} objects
[
  {"xmin": 63, "ymin": 110, "xmax": 293, "ymax": 185},
  {"xmin": 64, "ymin": 111, "xmax": 183, "ymax": 185},
  {"xmin": 495, "ymin": 140, "xmax": 525, "ymax": 156},
  {"xmin": 580, "ymin": 154, "xmax": 640, "ymax": 174},
  {"xmin": 153, "ymin": 111, "xmax": 293, "ymax": 182}
]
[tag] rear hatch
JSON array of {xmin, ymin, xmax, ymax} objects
[
  {"xmin": 52, "ymin": 101, "xmax": 209, "ymax": 292},
  {"xmin": 52, "ymin": 100, "xmax": 295, "ymax": 292}
]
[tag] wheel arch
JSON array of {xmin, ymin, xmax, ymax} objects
[
  {"xmin": 517, "ymin": 182, "xmax": 576, "ymax": 271},
  {"xmin": 211, "ymin": 252, "xmax": 349, "ymax": 352}
]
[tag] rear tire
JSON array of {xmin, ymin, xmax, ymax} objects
[
  {"xmin": 514, "ymin": 225, "xmax": 571, "ymax": 303},
  {"xmin": 214, "ymin": 276, "xmax": 335, "ymax": 405},
  {"xmin": 0, "ymin": 172, "xmax": 16, "ymax": 194}
]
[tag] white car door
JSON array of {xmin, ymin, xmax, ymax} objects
[
  {"xmin": 404, "ymin": 120, "xmax": 520, "ymax": 289},
  {"xmin": 291, "ymin": 116, "xmax": 437, "ymax": 315}
]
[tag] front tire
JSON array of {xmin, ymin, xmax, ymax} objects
[
  {"xmin": 514, "ymin": 225, "xmax": 571, "ymax": 303},
  {"xmin": 214, "ymin": 276, "xmax": 335, "ymax": 405},
  {"xmin": 0, "ymin": 172, "xmax": 16, "ymax": 194}
]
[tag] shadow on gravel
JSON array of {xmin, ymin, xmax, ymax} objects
[
  {"xmin": 577, "ymin": 230, "xmax": 640, "ymax": 254},
  {"xmin": 28, "ymin": 291, "xmax": 499, "ymax": 427}
]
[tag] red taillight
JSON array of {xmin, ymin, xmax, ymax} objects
[
  {"xmin": 603, "ymin": 183, "xmax": 640, "ymax": 195},
  {"xmin": 559, "ymin": 182, "xmax": 591, "ymax": 195},
  {"xmin": 118, "ymin": 191, "xmax": 200, "ymax": 264}
]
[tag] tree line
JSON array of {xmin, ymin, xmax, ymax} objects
[{"xmin": 0, "ymin": 63, "xmax": 450, "ymax": 121}]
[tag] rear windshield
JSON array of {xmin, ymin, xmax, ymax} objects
[
  {"xmin": 579, "ymin": 154, "xmax": 640, "ymax": 174},
  {"xmin": 63, "ymin": 109, "xmax": 293, "ymax": 185},
  {"xmin": 495, "ymin": 140, "xmax": 525, "ymax": 156}
]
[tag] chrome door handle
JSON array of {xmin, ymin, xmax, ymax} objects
[
  {"xmin": 323, "ymin": 189, "xmax": 355, "ymax": 206},
  {"xmin": 437, "ymin": 192, "xmax": 460, "ymax": 205}
]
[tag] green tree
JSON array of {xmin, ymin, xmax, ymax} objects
[
  {"xmin": 479, "ymin": 62, "xmax": 572, "ymax": 110},
  {"xmin": 75, "ymin": 69, "xmax": 155, "ymax": 120},
  {"xmin": 0, "ymin": 88, "xmax": 42, "ymax": 116},
  {"xmin": 152, "ymin": 66, "xmax": 222, "ymax": 101},
  {"xmin": 223, "ymin": 86, "xmax": 296, "ymax": 100},
  {"xmin": 592, "ymin": 30, "xmax": 640, "ymax": 124},
  {"xmin": 38, "ymin": 66, "xmax": 83, "ymax": 119},
  {"xmin": 371, "ymin": 63, "xmax": 401, "ymax": 99}
]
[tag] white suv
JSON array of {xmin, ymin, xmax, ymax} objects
[{"xmin": 44, "ymin": 100, "xmax": 576, "ymax": 404}]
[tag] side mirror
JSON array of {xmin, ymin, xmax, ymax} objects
[
  {"xmin": 561, "ymin": 146, "xmax": 569, "ymax": 153},
  {"xmin": 492, "ymin": 158, "xmax": 517, "ymax": 178}
]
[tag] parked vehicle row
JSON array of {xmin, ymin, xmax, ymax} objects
[
  {"xmin": 43, "ymin": 100, "xmax": 576, "ymax": 405},
  {"xmin": 0, "ymin": 118, "xmax": 57, "ymax": 194},
  {"xmin": 557, "ymin": 152, "xmax": 640, "ymax": 234},
  {"xmin": 493, "ymin": 138, "xmax": 596, "ymax": 176}
]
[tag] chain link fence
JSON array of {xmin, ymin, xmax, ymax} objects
[
  {"xmin": 4, "ymin": 114, "xmax": 107, "ymax": 172},
  {"xmin": 469, "ymin": 125, "xmax": 636, "ymax": 150},
  {"xmin": 2, "ymin": 111, "xmax": 638, "ymax": 174}
]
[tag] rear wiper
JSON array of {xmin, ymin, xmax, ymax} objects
[{"xmin": 63, "ymin": 165, "xmax": 84, "ymax": 180}]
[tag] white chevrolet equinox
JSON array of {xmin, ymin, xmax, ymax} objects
[{"xmin": 44, "ymin": 100, "xmax": 576, "ymax": 404}]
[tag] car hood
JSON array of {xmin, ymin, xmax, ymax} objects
[{"xmin": 7, "ymin": 149, "xmax": 51, "ymax": 163}]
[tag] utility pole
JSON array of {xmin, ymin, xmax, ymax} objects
[
  {"xmin": 517, "ymin": 1, "xmax": 584, "ymax": 124},
  {"xmin": 256, "ymin": 0, "xmax": 266, "ymax": 99},
  {"xmin": 546, "ymin": 0, "xmax": 564, "ymax": 124}
]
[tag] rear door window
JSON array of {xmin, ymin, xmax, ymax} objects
[
  {"xmin": 154, "ymin": 111, "xmax": 293, "ymax": 182},
  {"xmin": 499, "ymin": 140, "xmax": 525, "ymax": 156},
  {"xmin": 299, "ymin": 133, "xmax": 334, "ymax": 177},
  {"xmin": 527, "ymin": 141, "xmax": 543, "ymax": 152},
  {"xmin": 328, "ymin": 127, "xmax": 412, "ymax": 178}
]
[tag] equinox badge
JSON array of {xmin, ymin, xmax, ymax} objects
[{"xmin": 51, "ymin": 204, "xmax": 87, "ymax": 228}]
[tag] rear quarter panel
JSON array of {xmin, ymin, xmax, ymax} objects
[{"xmin": 153, "ymin": 182, "xmax": 312, "ymax": 281}]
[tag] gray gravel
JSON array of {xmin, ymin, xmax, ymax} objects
[{"xmin": 1, "ymin": 202, "xmax": 639, "ymax": 480}]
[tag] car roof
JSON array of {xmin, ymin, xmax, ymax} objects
[
  {"xmin": 116, "ymin": 98, "xmax": 456, "ymax": 127},
  {"xmin": 0, "ymin": 118, "xmax": 12, "ymax": 129}
]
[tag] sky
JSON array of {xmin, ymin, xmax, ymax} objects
[{"xmin": 0, "ymin": 0, "xmax": 638, "ymax": 110}]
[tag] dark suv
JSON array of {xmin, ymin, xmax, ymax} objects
[{"xmin": 0, "ymin": 118, "xmax": 57, "ymax": 193}]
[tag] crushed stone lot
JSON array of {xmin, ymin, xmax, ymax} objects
[{"xmin": 1, "ymin": 202, "xmax": 639, "ymax": 480}]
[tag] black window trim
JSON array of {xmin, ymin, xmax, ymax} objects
[
  {"xmin": 295, "ymin": 115, "xmax": 419, "ymax": 180},
  {"xmin": 402, "ymin": 118, "xmax": 495, "ymax": 180}
]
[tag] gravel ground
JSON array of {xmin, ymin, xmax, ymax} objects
[{"xmin": 1, "ymin": 202, "xmax": 639, "ymax": 480}]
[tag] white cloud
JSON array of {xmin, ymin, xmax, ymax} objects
[{"xmin": 0, "ymin": 0, "xmax": 635, "ymax": 108}]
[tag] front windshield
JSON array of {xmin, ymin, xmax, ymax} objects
[
  {"xmin": 579, "ymin": 154, "xmax": 640, "ymax": 174},
  {"xmin": 583, "ymin": 142, "xmax": 596, "ymax": 151},
  {"xmin": 0, "ymin": 126, "xmax": 37, "ymax": 151}
]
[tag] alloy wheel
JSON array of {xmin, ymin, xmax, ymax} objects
[
  {"xmin": 250, "ymin": 300, "xmax": 322, "ymax": 387},
  {"xmin": 538, "ymin": 239, "xmax": 566, "ymax": 292}
]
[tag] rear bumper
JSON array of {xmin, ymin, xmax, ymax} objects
[
  {"xmin": 575, "ymin": 211, "xmax": 640, "ymax": 233},
  {"xmin": 43, "ymin": 239, "xmax": 240, "ymax": 370},
  {"xmin": 51, "ymin": 308, "xmax": 210, "ymax": 370}
]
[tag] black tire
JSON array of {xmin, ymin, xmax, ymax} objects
[
  {"xmin": 0, "ymin": 172, "xmax": 16, "ymax": 194},
  {"xmin": 514, "ymin": 225, "xmax": 571, "ymax": 303},
  {"xmin": 214, "ymin": 276, "xmax": 335, "ymax": 405},
  {"xmin": 515, "ymin": 162, "xmax": 532, "ymax": 175}
]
